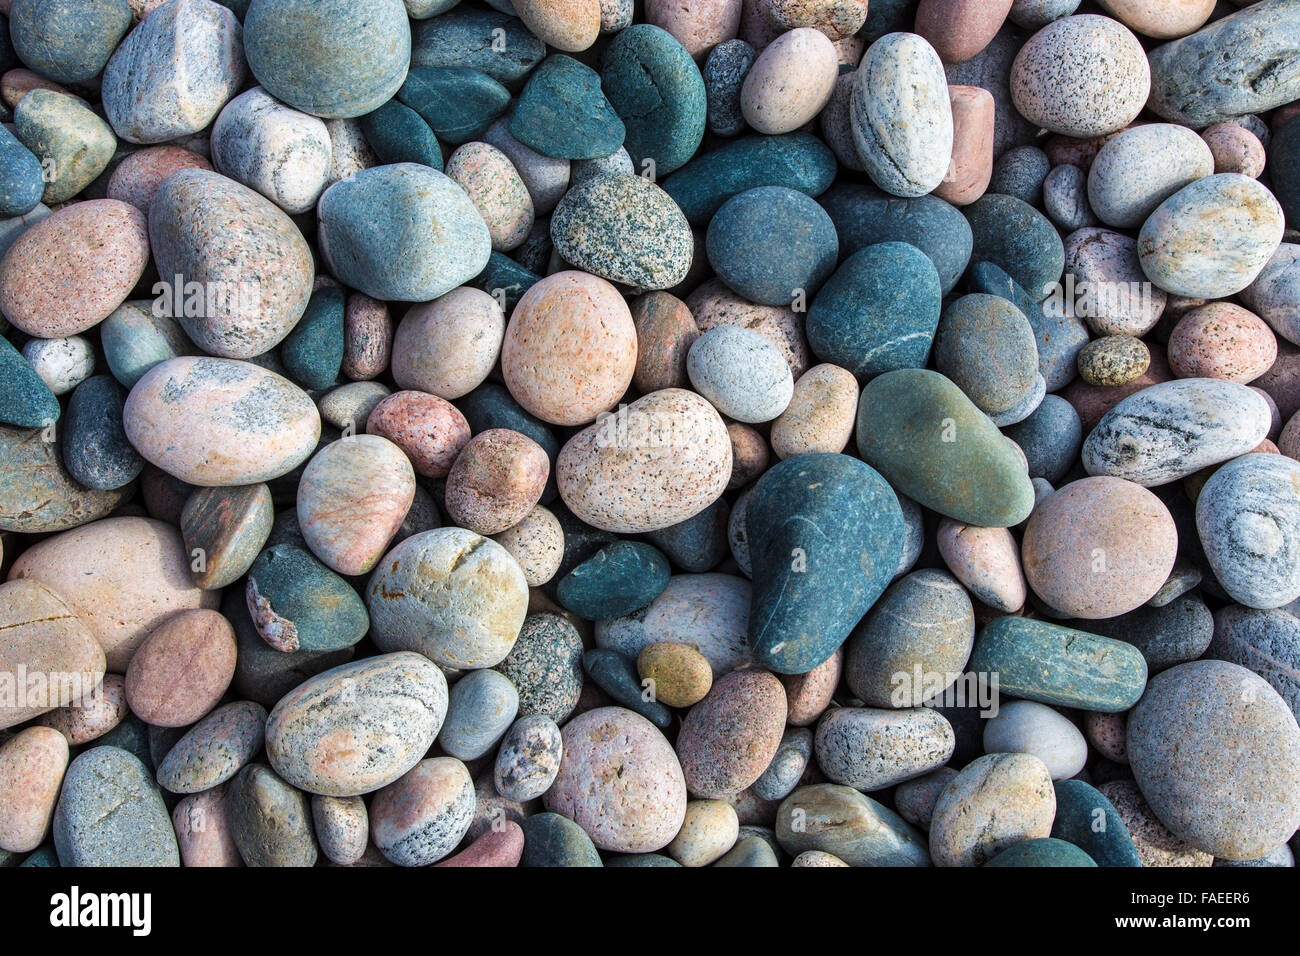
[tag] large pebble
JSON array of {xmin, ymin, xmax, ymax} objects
[
  {"xmin": 265, "ymin": 652, "xmax": 449, "ymax": 797},
  {"xmin": 494, "ymin": 714, "xmax": 563, "ymax": 802},
  {"xmin": 496, "ymin": 612, "xmax": 585, "ymax": 723},
  {"xmin": 155, "ymin": 701, "xmax": 267, "ymax": 794},
  {"xmin": 1087, "ymin": 123, "xmax": 1214, "ymax": 230},
  {"xmin": 676, "ymin": 668, "xmax": 785, "ymax": 798},
  {"xmin": 816, "ymin": 707, "xmax": 955, "ymax": 791},
  {"xmin": 366, "ymin": 390, "xmax": 471, "ymax": 478},
  {"xmin": 225, "ymin": 762, "xmax": 317, "ymax": 866},
  {"xmin": 53, "ymin": 746, "xmax": 179, "ymax": 866},
  {"xmin": 983, "ymin": 701, "xmax": 1087, "ymax": 780},
  {"xmin": 687, "ymin": 326, "xmax": 794, "ymax": 424},
  {"xmin": 371, "ymin": 757, "xmax": 475, "ymax": 866},
  {"xmin": 125, "ymin": 609, "xmax": 236, "ymax": 727},
  {"xmin": 929, "ymin": 753, "xmax": 1055, "ymax": 867}
]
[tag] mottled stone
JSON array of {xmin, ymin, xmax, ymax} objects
[
  {"xmin": 817, "ymin": 707, "xmax": 955, "ymax": 791},
  {"xmin": 155, "ymin": 701, "xmax": 266, "ymax": 794},
  {"xmin": 930, "ymin": 753, "xmax": 1054, "ymax": 867},
  {"xmin": 371, "ymin": 756, "xmax": 474, "ymax": 866},
  {"xmin": 676, "ymin": 669, "xmax": 785, "ymax": 798},
  {"xmin": 53, "ymin": 746, "xmax": 179, "ymax": 866},
  {"xmin": 776, "ymin": 784, "xmax": 930, "ymax": 866},
  {"xmin": 225, "ymin": 762, "xmax": 316, "ymax": 866}
]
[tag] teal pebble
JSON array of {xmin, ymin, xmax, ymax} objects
[
  {"xmin": 983, "ymin": 837, "xmax": 1098, "ymax": 867},
  {"xmin": 439, "ymin": 669, "xmax": 519, "ymax": 761},
  {"xmin": 662, "ymin": 132, "xmax": 837, "ymax": 227},
  {"xmin": 1051, "ymin": 779, "xmax": 1143, "ymax": 867},
  {"xmin": 360, "ymin": 100, "xmax": 444, "ymax": 171},
  {"xmin": 807, "ymin": 241, "xmax": 942, "ymax": 380},
  {"xmin": 520, "ymin": 812, "xmax": 603, "ymax": 867},
  {"xmin": 411, "ymin": 6, "xmax": 546, "ymax": 86},
  {"xmin": 468, "ymin": 251, "xmax": 542, "ymax": 314},
  {"xmin": 8, "ymin": 0, "xmax": 131, "ymax": 85},
  {"xmin": 605, "ymin": 852, "xmax": 682, "ymax": 866},
  {"xmin": 281, "ymin": 285, "xmax": 344, "ymax": 390},
  {"xmin": 62, "ymin": 374, "xmax": 143, "ymax": 490},
  {"xmin": 933, "ymin": 293, "xmax": 1040, "ymax": 416},
  {"xmin": 970, "ymin": 616, "xmax": 1149, "ymax": 712},
  {"xmin": 397, "ymin": 65, "xmax": 512, "ymax": 146},
  {"xmin": 600, "ymin": 23, "xmax": 706, "ymax": 177},
  {"xmin": 100, "ymin": 304, "xmax": 193, "ymax": 388},
  {"xmin": 556, "ymin": 540, "xmax": 671, "ymax": 620},
  {"xmin": 966, "ymin": 261, "xmax": 1040, "ymax": 330},
  {"xmin": 20, "ymin": 846, "xmax": 60, "ymax": 867},
  {"xmin": 819, "ymin": 184, "xmax": 973, "ymax": 295},
  {"xmin": 53, "ymin": 747, "xmax": 180, "ymax": 866},
  {"xmin": 713, "ymin": 836, "xmax": 780, "ymax": 867},
  {"xmin": 581, "ymin": 648, "xmax": 673, "ymax": 729},
  {"xmin": 748, "ymin": 453, "xmax": 904, "ymax": 674},
  {"xmin": 964, "ymin": 193, "xmax": 1065, "ymax": 302},
  {"xmin": 0, "ymin": 123, "xmax": 44, "ymax": 217},
  {"xmin": 645, "ymin": 497, "xmax": 729, "ymax": 572},
  {"xmin": 245, "ymin": 544, "xmax": 369, "ymax": 653},
  {"xmin": 509, "ymin": 54, "xmax": 626, "ymax": 160},
  {"xmin": 707, "ymin": 186, "xmax": 838, "ymax": 306},
  {"xmin": 1002, "ymin": 395, "xmax": 1082, "ymax": 483},
  {"xmin": 0, "ymin": 334, "xmax": 59, "ymax": 428}
]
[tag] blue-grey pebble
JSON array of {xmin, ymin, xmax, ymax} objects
[
  {"xmin": 8, "ymin": 0, "xmax": 131, "ymax": 85},
  {"xmin": 703, "ymin": 39, "xmax": 754, "ymax": 137},
  {"xmin": 439, "ymin": 669, "xmax": 519, "ymax": 761},
  {"xmin": 1002, "ymin": 394, "xmax": 1080, "ymax": 483},
  {"xmin": 990, "ymin": 145, "xmax": 1051, "ymax": 207},
  {"xmin": 61, "ymin": 374, "xmax": 143, "ymax": 491},
  {"xmin": 53, "ymin": 746, "xmax": 180, "ymax": 866}
]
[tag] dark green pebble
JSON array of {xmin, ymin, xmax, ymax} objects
[
  {"xmin": 411, "ymin": 7, "xmax": 546, "ymax": 87},
  {"xmin": 469, "ymin": 251, "xmax": 542, "ymax": 314},
  {"xmin": 645, "ymin": 496, "xmax": 729, "ymax": 572},
  {"xmin": 0, "ymin": 334, "xmax": 59, "ymax": 428},
  {"xmin": 557, "ymin": 540, "xmax": 671, "ymax": 621},
  {"xmin": 62, "ymin": 374, "xmax": 143, "ymax": 491},
  {"xmin": 281, "ymin": 285, "xmax": 344, "ymax": 390},
  {"xmin": 983, "ymin": 837, "xmax": 1098, "ymax": 867},
  {"xmin": 397, "ymin": 66, "xmax": 511, "ymax": 146},
  {"xmin": 963, "ymin": 193, "xmax": 1065, "ymax": 303},
  {"xmin": 245, "ymin": 544, "xmax": 369, "ymax": 653},
  {"xmin": 0, "ymin": 123, "xmax": 44, "ymax": 217},
  {"xmin": 1076, "ymin": 594, "xmax": 1213, "ymax": 675},
  {"xmin": 582, "ymin": 648, "xmax": 673, "ymax": 729},
  {"xmin": 509, "ymin": 54, "xmax": 625, "ymax": 160},
  {"xmin": 520, "ymin": 812, "xmax": 603, "ymax": 867},
  {"xmin": 360, "ymin": 100, "xmax": 444, "ymax": 171},
  {"xmin": 1050, "ymin": 779, "xmax": 1142, "ymax": 867}
]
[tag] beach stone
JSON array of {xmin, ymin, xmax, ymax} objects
[
  {"xmin": 1082, "ymin": 378, "xmax": 1272, "ymax": 486},
  {"xmin": 0, "ymin": 726, "xmax": 68, "ymax": 852},
  {"xmin": 1087, "ymin": 123, "xmax": 1214, "ymax": 231},
  {"xmin": 317, "ymin": 382, "xmax": 390, "ymax": 432},
  {"xmin": 1078, "ymin": 336, "xmax": 1150, "ymax": 388},
  {"xmin": 1042, "ymin": 163, "xmax": 1095, "ymax": 232},
  {"xmin": 1050, "ymin": 778, "xmax": 1141, "ymax": 866},
  {"xmin": 1203, "ymin": 122, "xmax": 1266, "ymax": 178},
  {"xmin": 817, "ymin": 707, "xmax": 955, "ymax": 792},
  {"xmin": 644, "ymin": 0, "xmax": 741, "ymax": 58},
  {"xmin": 806, "ymin": 242, "xmax": 943, "ymax": 381},
  {"xmin": 631, "ymin": 291, "xmax": 698, "ymax": 393},
  {"xmin": 1002, "ymin": 395, "xmax": 1080, "ymax": 483},
  {"xmin": 107, "ymin": 146, "xmax": 212, "ymax": 215},
  {"xmin": 776, "ymin": 783, "xmax": 930, "ymax": 866},
  {"xmin": 935, "ymin": 84, "xmax": 995, "ymax": 206},
  {"xmin": 845, "ymin": 569, "xmax": 973, "ymax": 707},
  {"xmin": 983, "ymin": 700, "xmax": 1086, "ymax": 780},
  {"xmin": 125, "ymin": 609, "xmax": 235, "ymax": 727},
  {"xmin": 124, "ymin": 357, "xmax": 321, "ymax": 486},
  {"xmin": 688, "ymin": 326, "xmax": 794, "ymax": 424},
  {"xmin": 751, "ymin": 726, "xmax": 811, "ymax": 802},
  {"xmin": 496, "ymin": 613, "xmax": 584, "ymax": 723},
  {"xmin": 1147, "ymin": 1, "xmax": 1300, "ymax": 128},
  {"xmin": 1084, "ymin": 592, "xmax": 1214, "ymax": 674},
  {"xmin": 688, "ymin": 278, "xmax": 812, "ymax": 375},
  {"xmin": 20, "ymin": 334, "xmax": 94, "ymax": 397},
  {"xmin": 1022, "ymin": 476, "xmax": 1177, "ymax": 618},
  {"xmin": 850, "ymin": 32, "xmax": 952, "ymax": 198},
  {"xmin": 520, "ymin": 811, "xmax": 602, "ymax": 867},
  {"xmin": 9, "ymin": 516, "xmax": 216, "ymax": 671},
  {"xmin": 0, "ymin": 425, "xmax": 131, "ymax": 533},
  {"xmin": 245, "ymin": 544, "xmax": 368, "ymax": 654},
  {"xmin": 769, "ymin": 364, "xmax": 857, "ymax": 459},
  {"xmin": 702, "ymin": 39, "xmax": 753, "ymax": 137},
  {"xmin": 747, "ymin": 453, "xmax": 903, "ymax": 673},
  {"xmin": 1138, "ymin": 174, "xmax": 1284, "ymax": 300},
  {"xmin": 242, "ymin": 0, "xmax": 408, "ymax": 119},
  {"xmin": 480, "ymin": 125, "xmax": 568, "ymax": 223},
  {"xmin": 819, "ymin": 184, "xmax": 972, "ymax": 296},
  {"xmin": 365, "ymin": 390, "xmax": 470, "ymax": 479},
  {"xmin": 1094, "ymin": 0, "xmax": 1212, "ymax": 39},
  {"xmin": 1168, "ymin": 303, "xmax": 1276, "ymax": 383},
  {"xmin": 557, "ymin": 389, "xmax": 731, "ymax": 534},
  {"xmin": 551, "ymin": 174, "xmax": 692, "ymax": 291},
  {"xmin": 930, "ymin": 753, "xmax": 1054, "ymax": 867},
  {"xmin": 983, "ymin": 837, "xmax": 1095, "ymax": 867},
  {"xmin": 445, "ymin": 142, "xmax": 533, "ymax": 253},
  {"xmin": 172, "ymin": 785, "xmax": 241, "ymax": 867},
  {"xmin": 1128, "ymin": 660, "xmax": 1300, "ymax": 860},
  {"xmin": 33, "ymin": 674, "xmax": 127, "ymax": 746},
  {"xmin": 964, "ymin": 193, "xmax": 1064, "ymax": 302},
  {"xmin": 367, "ymin": 528, "xmax": 528, "ymax": 669},
  {"xmin": 180, "ymin": 484, "xmax": 273, "ymax": 590},
  {"xmin": 493, "ymin": 714, "xmax": 562, "ymax": 802},
  {"xmin": 98, "ymin": 303, "xmax": 192, "ymax": 391},
  {"xmin": 53, "ymin": 746, "xmax": 179, "ymax": 866},
  {"xmin": 150, "ymin": 170, "xmax": 313, "ymax": 358},
  {"xmin": 0, "ymin": 336, "xmax": 58, "ymax": 428},
  {"xmin": 662, "ymin": 131, "xmax": 837, "ymax": 227},
  {"xmin": 155, "ymin": 701, "xmax": 266, "ymax": 794},
  {"xmin": 913, "ymin": 0, "xmax": 1010, "ymax": 64},
  {"xmin": 596, "ymin": 573, "xmax": 751, "ymax": 678},
  {"xmin": 1063, "ymin": 227, "xmax": 1167, "ymax": 338},
  {"xmin": 318, "ymin": 164, "xmax": 491, "ymax": 302},
  {"xmin": 1010, "ymin": 15, "xmax": 1148, "ymax": 138},
  {"xmin": 706, "ymin": 186, "xmax": 837, "ymax": 306},
  {"xmin": 444, "ymin": 428, "xmax": 548, "ymax": 535},
  {"xmin": 61, "ymin": 374, "xmax": 141, "ymax": 491},
  {"xmin": 225, "ymin": 762, "xmax": 317, "ymax": 866},
  {"xmin": 934, "ymin": 293, "xmax": 1038, "ymax": 415},
  {"xmin": 545, "ymin": 706, "xmax": 686, "ymax": 852},
  {"xmin": 371, "ymin": 756, "xmax": 474, "ymax": 866},
  {"xmin": 508, "ymin": 55, "xmax": 623, "ymax": 163},
  {"xmin": 634, "ymin": 643, "xmax": 710, "ymax": 710},
  {"xmin": 341, "ymin": 295, "xmax": 393, "ymax": 380},
  {"xmin": 491, "ymin": 506, "xmax": 564, "ymax": 588},
  {"xmin": 971, "ymin": 616, "xmax": 1148, "ymax": 711},
  {"xmin": 211, "ymin": 87, "xmax": 331, "ymax": 215},
  {"xmin": 991, "ymin": 145, "xmax": 1050, "ymax": 206},
  {"xmin": 741, "ymin": 27, "xmax": 837, "ymax": 136},
  {"xmin": 1238, "ymin": 246, "xmax": 1300, "ymax": 348},
  {"xmin": 439, "ymin": 670, "xmax": 518, "ymax": 761},
  {"xmin": 312, "ymin": 794, "xmax": 368, "ymax": 866},
  {"xmin": 1100, "ymin": 778, "xmax": 1211, "ymax": 867},
  {"xmin": 667, "ymin": 799, "xmax": 738, "ymax": 867},
  {"xmin": 676, "ymin": 668, "xmax": 785, "ymax": 798},
  {"xmin": 601, "ymin": 23, "xmax": 706, "ymax": 177},
  {"xmin": 857, "ymin": 368, "xmax": 1035, "ymax": 527},
  {"xmin": 937, "ymin": 520, "xmax": 1026, "ymax": 612},
  {"xmin": 227, "ymin": 595, "xmax": 354, "ymax": 711},
  {"xmin": 265, "ymin": 652, "xmax": 448, "ymax": 797},
  {"xmin": 410, "ymin": 5, "xmax": 544, "ymax": 82},
  {"xmin": 7, "ymin": 0, "xmax": 130, "ymax": 83},
  {"xmin": 397, "ymin": 66, "xmax": 510, "ymax": 147},
  {"xmin": 13, "ymin": 90, "xmax": 114, "ymax": 205},
  {"xmin": 0, "ymin": 199, "xmax": 147, "ymax": 338},
  {"xmin": 1197, "ymin": 454, "xmax": 1300, "ymax": 609},
  {"xmin": 359, "ymin": 99, "xmax": 443, "ymax": 171},
  {"xmin": 893, "ymin": 768, "xmax": 958, "ymax": 831},
  {"xmin": 436, "ymin": 818, "xmax": 525, "ymax": 867},
  {"xmin": 101, "ymin": 0, "xmax": 245, "ymax": 143},
  {"xmin": 1210, "ymin": 608, "xmax": 1300, "ymax": 720},
  {"xmin": 556, "ymin": 541, "xmax": 669, "ymax": 622}
]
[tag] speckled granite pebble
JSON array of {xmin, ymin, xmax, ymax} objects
[{"xmin": 53, "ymin": 746, "xmax": 179, "ymax": 866}]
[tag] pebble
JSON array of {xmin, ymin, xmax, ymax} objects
[
  {"xmin": 34, "ymin": 674, "xmax": 128, "ymax": 746},
  {"xmin": 20, "ymin": 335, "xmax": 95, "ymax": 397},
  {"xmin": 1087, "ymin": 123, "xmax": 1214, "ymax": 230},
  {"xmin": 934, "ymin": 293, "xmax": 1039, "ymax": 415},
  {"xmin": 211, "ymin": 87, "xmax": 331, "ymax": 216},
  {"xmin": 225, "ymin": 762, "xmax": 317, "ymax": 866},
  {"xmin": 519, "ymin": 812, "xmax": 602, "ymax": 867},
  {"xmin": 0, "ymin": 425, "xmax": 131, "ymax": 534},
  {"xmin": 983, "ymin": 701, "xmax": 1087, "ymax": 780},
  {"xmin": 1099, "ymin": 778, "xmax": 1211, "ymax": 867},
  {"xmin": 1197, "ymin": 454, "xmax": 1300, "ymax": 609},
  {"xmin": 557, "ymin": 541, "xmax": 670, "ymax": 621},
  {"xmin": 371, "ymin": 757, "xmax": 475, "ymax": 866},
  {"xmin": 741, "ymin": 27, "xmax": 837, "ymax": 136},
  {"xmin": 929, "ymin": 753, "xmax": 1055, "ymax": 867},
  {"xmin": 411, "ymin": 7, "xmax": 545, "ymax": 84},
  {"xmin": 101, "ymin": 0, "xmax": 245, "ymax": 144},
  {"xmin": 312, "ymin": 795, "xmax": 368, "ymax": 866},
  {"xmin": 492, "ymin": 506, "xmax": 564, "ymax": 587},
  {"xmin": 894, "ymin": 768, "xmax": 958, "ymax": 830},
  {"xmin": 703, "ymin": 39, "xmax": 753, "ymax": 137},
  {"xmin": 937, "ymin": 520, "xmax": 1026, "ymax": 612},
  {"xmin": 1002, "ymin": 395, "xmax": 1081, "ymax": 483},
  {"xmin": 816, "ymin": 707, "xmax": 955, "ymax": 791},
  {"xmin": 439, "ymin": 670, "xmax": 519, "ymax": 761},
  {"xmin": 970, "ymin": 616, "xmax": 1148, "ymax": 712},
  {"xmin": 0, "ymin": 726, "xmax": 68, "ymax": 853},
  {"xmin": 1082, "ymin": 378, "xmax": 1272, "ymax": 486},
  {"xmin": 666, "ymin": 799, "xmax": 738, "ymax": 867},
  {"xmin": 1210, "ymin": 607, "xmax": 1300, "ymax": 719},
  {"xmin": 776, "ymin": 784, "xmax": 930, "ymax": 867},
  {"xmin": 493, "ymin": 714, "xmax": 563, "ymax": 802},
  {"xmin": 1085, "ymin": 593, "xmax": 1214, "ymax": 674},
  {"xmin": 246, "ymin": 544, "xmax": 368, "ymax": 653},
  {"xmin": 1168, "ymin": 303, "xmax": 1276, "ymax": 383},
  {"xmin": 751, "ymin": 727, "xmax": 812, "ymax": 802},
  {"xmin": 444, "ymin": 428, "xmax": 549, "ymax": 535},
  {"xmin": 445, "ymin": 142, "xmax": 534, "ymax": 252},
  {"xmin": 1127, "ymin": 660, "xmax": 1300, "ymax": 860},
  {"xmin": 125, "ymin": 608, "xmax": 236, "ymax": 727},
  {"xmin": 676, "ymin": 668, "xmax": 785, "ymax": 798},
  {"xmin": 365, "ymin": 390, "xmax": 471, "ymax": 478},
  {"xmin": 851, "ymin": 31, "xmax": 952, "ymax": 198},
  {"xmin": 155, "ymin": 701, "xmax": 266, "ymax": 794},
  {"xmin": 172, "ymin": 785, "xmax": 241, "ymax": 867},
  {"xmin": 265, "ymin": 652, "xmax": 448, "ymax": 797},
  {"xmin": 688, "ymin": 325, "xmax": 794, "ymax": 423},
  {"xmin": 14, "ymin": 90, "xmax": 116, "ymax": 205},
  {"xmin": 0, "ymin": 336, "xmax": 58, "ymax": 428},
  {"xmin": 1077, "ymin": 336, "xmax": 1150, "ymax": 387},
  {"xmin": 495, "ymin": 612, "xmax": 584, "ymax": 723},
  {"xmin": 1050, "ymin": 777, "xmax": 1142, "ymax": 867},
  {"xmin": 770, "ymin": 364, "xmax": 857, "ymax": 459},
  {"xmin": 963, "ymin": 193, "xmax": 1064, "ymax": 302},
  {"xmin": 53, "ymin": 746, "xmax": 179, "ymax": 866}
]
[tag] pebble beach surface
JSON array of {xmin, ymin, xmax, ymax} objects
[{"xmin": 2, "ymin": 0, "xmax": 1300, "ymax": 872}]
